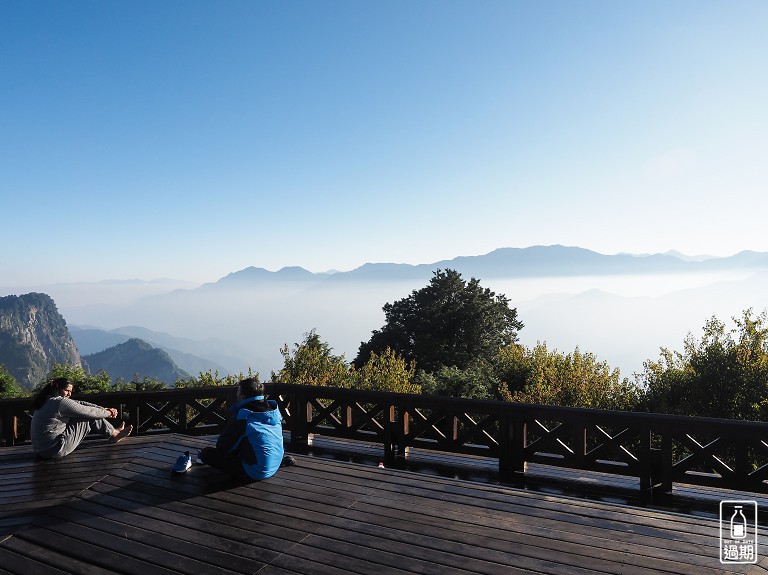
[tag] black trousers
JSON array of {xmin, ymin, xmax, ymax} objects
[{"xmin": 199, "ymin": 446, "xmax": 249, "ymax": 480}]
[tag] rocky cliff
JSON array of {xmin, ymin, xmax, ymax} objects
[{"xmin": 0, "ymin": 293, "xmax": 82, "ymax": 390}]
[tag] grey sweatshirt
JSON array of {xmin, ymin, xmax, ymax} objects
[{"xmin": 31, "ymin": 396, "xmax": 111, "ymax": 455}]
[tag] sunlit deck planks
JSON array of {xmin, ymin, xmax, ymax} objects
[{"xmin": 1, "ymin": 433, "xmax": 766, "ymax": 575}]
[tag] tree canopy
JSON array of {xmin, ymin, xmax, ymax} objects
[
  {"xmin": 640, "ymin": 309, "xmax": 768, "ymax": 420},
  {"xmin": 496, "ymin": 343, "xmax": 640, "ymax": 411},
  {"xmin": 272, "ymin": 330, "xmax": 420, "ymax": 393},
  {"xmin": 0, "ymin": 363, "xmax": 23, "ymax": 398},
  {"xmin": 42, "ymin": 364, "xmax": 112, "ymax": 394},
  {"xmin": 354, "ymin": 269, "xmax": 523, "ymax": 372},
  {"xmin": 354, "ymin": 347, "xmax": 420, "ymax": 394},
  {"xmin": 272, "ymin": 330, "xmax": 355, "ymax": 388}
]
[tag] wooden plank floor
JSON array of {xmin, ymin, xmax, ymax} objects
[{"xmin": 1, "ymin": 434, "xmax": 767, "ymax": 575}]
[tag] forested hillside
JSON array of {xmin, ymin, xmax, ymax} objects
[{"xmin": 82, "ymin": 338, "xmax": 191, "ymax": 384}]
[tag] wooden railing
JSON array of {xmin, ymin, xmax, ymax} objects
[
  {"xmin": 0, "ymin": 386, "xmax": 238, "ymax": 445},
  {"xmin": 3, "ymin": 383, "xmax": 768, "ymax": 500}
]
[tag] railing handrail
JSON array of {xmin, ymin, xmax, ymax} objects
[
  {"xmin": 2, "ymin": 383, "xmax": 767, "ymax": 429},
  {"xmin": 267, "ymin": 382, "xmax": 768, "ymax": 431}
]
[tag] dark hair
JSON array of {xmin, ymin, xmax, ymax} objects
[
  {"xmin": 238, "ymin": 377, "xmax": 264, "ymax": 399},
  {"xmin": 32, "ymin": 377, "xmax": 73, "ymax": 410}
]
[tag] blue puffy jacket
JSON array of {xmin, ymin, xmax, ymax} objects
[{"xmin": 217, "ymin": 396, "xmax": 285, "ymax": 480}]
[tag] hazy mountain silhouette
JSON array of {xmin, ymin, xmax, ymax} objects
[
  {"xmin": 194, "ymin": 245, "xmax": 768, "ymax": 287},
  {"xmin": 25, "ymin": 245, "xmax": 768, "ymax": 380},
  {"xmin": 70, "ymin": 325, "xmax": 236, "ymax": 376}
]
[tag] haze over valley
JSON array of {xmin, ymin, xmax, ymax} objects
[{"xmin": 7, "ymin": 246, "xmax": 767, "ymax": 380}]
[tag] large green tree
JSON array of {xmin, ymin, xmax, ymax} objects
[
  {"xmin": 354, "ymin": 269, "xmax": 523, "ymax": 372},
  {"xmin": 640, "ymin": 309, "xmax": 768, "ymax": 420}
]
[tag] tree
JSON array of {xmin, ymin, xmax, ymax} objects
[
  {"xmin": 174, "ymin": 369, "xmax": 258, "ymax": 389},
  {"xmin": 414, "ymin": 362, "xmax": 498, "ymax": 400},
  {"xmin": 271, "ymin": 330, "xmax": 354, "ymax": 388},
  {"xmin": 112, "ymin": 376, "xmax": 168, "ymax": 392},
  {"xmin": 640, "ymin": 309, "xmax": 768, "ymax": 420},
  {"xmin": 0, "ymin": 363, "xmax": 24, "ymax": 398},
  {"xmin": 354, "ymin": 348, "xmax": 420, "ymax": 394},
  {"xmin": 43, "ymin": 364, "xmax": 111, "ymax": 394},
  {"xmin": 496, "ymin": 343, "xmax": 639, "ymax": 410},
  {"xmin": 354, "ymin": 269, "xmax": 523, "ymax": 372}
]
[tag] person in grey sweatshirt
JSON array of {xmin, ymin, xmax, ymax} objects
[{"xmin": 31, "ymin": 377, "xmax": 132, "ymax": 459}]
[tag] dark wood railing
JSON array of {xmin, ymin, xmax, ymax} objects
[
  {"xmin": 0, "ymin": 386, "xmax": 238, "ymax": 445},
  {"xmin": 3, "ymin": 383, "xmax": 768, "ymax": 500}
]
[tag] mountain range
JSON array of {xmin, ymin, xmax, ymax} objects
[
  {"xmin": 6, "ymin": 245, "xmax": 768, "ymax": 382},
  {"xmin": 203, "ymin": 246, "xmax": 768, "ymax": 285}
]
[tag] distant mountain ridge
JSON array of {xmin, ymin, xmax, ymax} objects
[
  {"xmin": 215, "ymin": 265, "xmax": 321, "ymax": 285},
  {"xmin": 208, "ymin": 245, "xmax": 768, "ymax": 286}
]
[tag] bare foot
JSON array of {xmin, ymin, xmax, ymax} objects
[{"xmin": 109, "ymin": 423, "xmax": 133, "ymax": 443}]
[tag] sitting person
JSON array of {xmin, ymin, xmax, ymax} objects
[
  {"xmin": 31, "ymin": 377, "xmax": 132, "ymax": 459},
  {"xmin": 199, "ymin": 377, "xmax": 293, "ymax": 481}
]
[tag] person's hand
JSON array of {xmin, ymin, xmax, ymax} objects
[{"xmin": 106, "ymin": 407, "xmax": 118, "ymax": 418}]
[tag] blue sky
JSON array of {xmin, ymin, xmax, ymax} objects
[{"xmin": 2, "ymin": 1, "xmax": 767, "ymax": 285}]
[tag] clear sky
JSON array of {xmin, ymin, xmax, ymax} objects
[{"xmin": 2, "ymin": 1, "xmax": 767, "ymax": 285}]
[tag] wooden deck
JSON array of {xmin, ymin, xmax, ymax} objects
[{"xmin": 1, "ymin": 434, "xmax": 767, "ymax": 575}]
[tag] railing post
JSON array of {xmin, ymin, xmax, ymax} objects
[
  {"xmin": 500, "ymin": 412, "xmax": 526, "ymax": 484},
  {"xmin": 0, "ymin": 414, "xmax": 18, "ymax": 447},
  {"xmin": 498, "ymin": 413, "xmax": 512, "ymax": 482},
  {"xmin": 734, "ymin": 440, "xmax": 750, "ymax": 490},
  {"xmin": 130, "ymin": 398, "xmax": 141, "ymax": 436},
  {"xmin": 577, "ymin": 424, "xmax": 587, "ymax": 467},
  {"xmin": 178, "ymin": 398, "xmax": 188, "ymax": 433},
  {"xmin": 289, "ymin": 388, "xmax": 310, "ymax": 454},
  {"xmin": 383, "ymin": 404, "xmax": 397, "ymax": 466},
  {"xmin": 652, "ymin": 425, "xmax": 673, "ymax": 503},
  {"xmin": 639, "ymin": 427, "xmax": 654, "ymax": 498},
  {"xmin": 397, "ymin": 404, "xmax": 410, "ymax": 461}
]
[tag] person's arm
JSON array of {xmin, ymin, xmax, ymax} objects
[
  {"xmin": 74, "ymin": 399, "xmax": 118, "ymax": 418},
  {"xmin": 216, "ymin": 413, "xmax": 246, "ymax": 452},
  {"xmin": 74, "ymin": 399, "xmax": 101, "ymax": 408},
  {"xmin": 58, "ymin": 397, "xmax": 112, "ymax": 420}
]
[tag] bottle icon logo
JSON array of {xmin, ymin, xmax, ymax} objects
[
  {"xmin": 730, "ymin": 505, "xmax": 747, "ymax": 539},
  {"xmin": 720, "ymin": 500, "xmax": 758, "ymax": 564}
]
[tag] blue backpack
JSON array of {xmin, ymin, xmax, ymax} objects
[{"xmin": 231, "ymin": 397, "xmax": 285, "ymax": 480}]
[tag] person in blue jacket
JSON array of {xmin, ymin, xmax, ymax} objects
[{"xmin": 199, "ymin": 377, "xmax": 293, "ymax": 481}]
